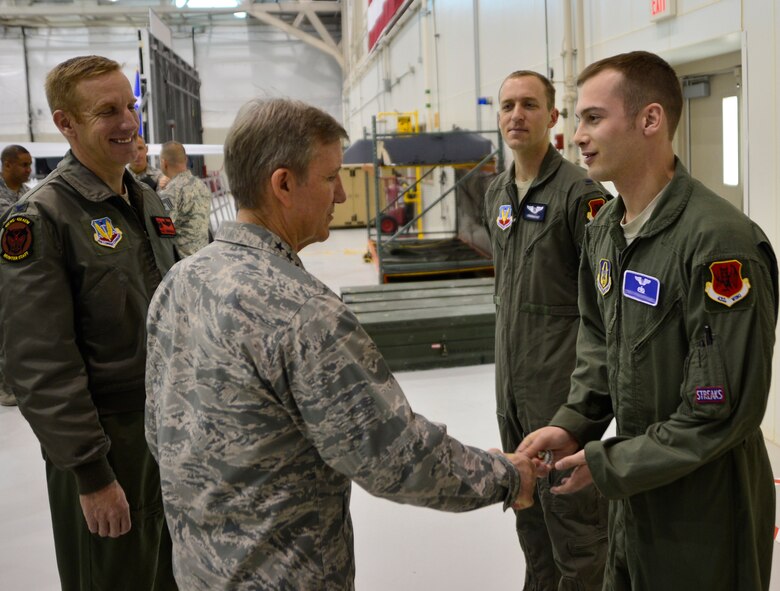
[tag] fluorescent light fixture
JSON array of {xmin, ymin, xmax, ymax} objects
[
  {"xmin": 722, "ymin": 96, "xmax": 739, "ymax": 186},
  {"xmin": 233, "ymin": 11, "xmax": 247, "ymax": 18},
  {"xmin": 185, "ymin": 0, "xmax": 240, "ymax": 7},
  {"xmin": 175, "ymin": 0, "xmax": 188, "ymax": 7}
]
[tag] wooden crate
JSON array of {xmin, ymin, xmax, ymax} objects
[{"xmin": 341, "ymin": 277, "xmax": 495, "ymax": 371}]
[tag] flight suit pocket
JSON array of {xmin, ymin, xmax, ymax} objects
[{"xmin": 681, "ymin": 338, "xmax": 731, "ymax": 418}]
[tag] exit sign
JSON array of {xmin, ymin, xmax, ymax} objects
[{"xmin": 650, "ymin": 0, "xmax": 676, "ymax": 21}]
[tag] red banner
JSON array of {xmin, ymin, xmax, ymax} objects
[{"xmin": 368, "ymin": 0, "xmax": 407, "ymax": 50}]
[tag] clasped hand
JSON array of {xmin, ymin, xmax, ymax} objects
[{"xmin": 517, "ymin": 426, "xmax": 594, "ymax": 495}]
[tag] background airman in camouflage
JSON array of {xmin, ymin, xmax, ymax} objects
[
  {"xmin": 158, "ymin": 140, "xmax": 212, "ymax": 257},
  {"xmin": 145, "ymin": 97, "xmax": 536, "ymax": 591}
]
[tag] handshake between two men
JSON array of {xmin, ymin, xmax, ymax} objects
[{"xmin": 500, "ymin": 425, "xmax": 591, "ymax": 510}]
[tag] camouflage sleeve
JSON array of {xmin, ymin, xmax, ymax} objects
[
  {"xmin": 273, "ymin": 294, "xmax": 520, "ymax": 511},
  {"xmin": 163, "ymin": 179, "xmax": 211, "ymax": 257}
]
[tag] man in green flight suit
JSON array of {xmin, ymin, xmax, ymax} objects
[
  {"xmin": 484, "ymin": 70, "xmax": 610, "ymax": 590},
  {"xmin": 521, "ymin": 51, "xmax": 777, "ymax": 590}
]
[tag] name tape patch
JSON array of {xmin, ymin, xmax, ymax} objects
[
  {"xmin": 695, "ymin": 386, "xmax": 726, "ymax": 405},
  {"xmin": 623, "ymin": 270, "xmax": 660, "ymax": 306}
]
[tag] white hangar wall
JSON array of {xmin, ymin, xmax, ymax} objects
[
  {"xmin": 0, "ymin": 22, "xmax": 344, "ymax": 163},
  {"xmin": 342, "ymin": 0, "xmax": 780, "ymax": 443}
]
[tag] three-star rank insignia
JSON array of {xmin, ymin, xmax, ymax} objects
[
  {"xmin": 705, "ymin": 259, "xmax": 750, "ymax": 307},
  {"xmin": 1, "ymin": 215, "xmax": 33, "ymax": 262},
  {"xmin": 496, "ymin": 204, "xmax": 513, "ymax": 230},
  {"xmin": 587, "ymin": 197, "xmax": 607, "ymax": 221},
  {"xmin": 597, "ymin": 258, "xmax": 612, "ymax": 295},
  {"xmin": 91, "ymin": 217, "xmax": 123, "ymax": 248},
  {"xmin": 152, "ymin": 216, "xmax": 177, "ymax": 237}
]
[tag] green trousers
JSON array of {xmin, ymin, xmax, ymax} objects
[
  {"xmin": 499, "ymin": 406, "xmax": 608, "ymax": 591},
  {"xmin": 45, "ymin": 411, "xmax": 177, "ymax": 591}
]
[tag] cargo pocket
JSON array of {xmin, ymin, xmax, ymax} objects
[{"xmin": 681, "ymin": 336, "xmax": 731, "ymax": 418}]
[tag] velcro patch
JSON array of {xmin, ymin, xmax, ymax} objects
[
  {"xmin": 623, "ymin": 270, "xmax": 660, "ymax": 306},
  {"xmin": 705, "ymin": 259, "xmax": 750, "ymax": 307},
  {"xmin": 695, "ymin": 386, "xmax": 726, "ymax": 405},
  {"xmin": 152, "ymin": 216, "xmax": 176, "ymax": 237},
  {"xmin": 522, "ymin": 203, "xmax": 546, "ymax": 222},
  {"xmin": 1, "ymin": 215, "xmax": 33, "ymax": 262},
  {"xmin": 587, "ymin": 197, "xmax": 606, "ymax": 221}
]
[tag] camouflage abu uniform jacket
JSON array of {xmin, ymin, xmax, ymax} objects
[
  {"xmin": 145, "ymin": 221, "xmax": 520, "ymax": 591},
  {"xmin": 0, "ymin": 176, "xmax": 30, "ymax": 212},
  {"xmin": 158, "ymin": 169, "xmax": 211, "ymax": 257}
]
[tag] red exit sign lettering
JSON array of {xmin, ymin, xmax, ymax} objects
[{"xmin": 650, "ymin": 0, "xmax": 676, "ymax": 21}]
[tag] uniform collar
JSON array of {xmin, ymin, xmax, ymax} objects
[
  {"xmin": 57, "ymin": 150, "xmax": 138, "ymax": 203},
  {"xmin": 214, "ymin": 221, "xmax": 303, "ymax": 268},
  {"xmin": 604, "ymin": 158, "xmax": 691, "ymax": 238},
  {"xmin": 501, "ymin": 144, "xmax": 562, "ymax": 190}
]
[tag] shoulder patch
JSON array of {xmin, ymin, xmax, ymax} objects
[
  {"xmin": 705, "ymin": 259, "xmax": 750, "ymax": 307},
  {"xmin": 1, "ymin": 215, "xmax": 33, "ymax": 262},
  {"xmin": 586, "ymin": 197, "xmax": 607, "ymax": 221}
]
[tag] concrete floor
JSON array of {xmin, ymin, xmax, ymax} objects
[{"xmin": 1, "ymin": 227, "xmax": 780, "ymax": 590}]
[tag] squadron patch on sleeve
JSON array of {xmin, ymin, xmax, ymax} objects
[
  {"xmin": 586, "ymin": 197, "xmax": 607, "ymax": 221},
  {"xmin": 152, "ymin": 216, "xmax": 177, "ymax": 237},
  {"xmin": 1, "ymin": 216, "xmax": 33, "ymax": 262},
  {"xmin": 705, "ymin": 259, "xmax": 750, "ymax": 307}
]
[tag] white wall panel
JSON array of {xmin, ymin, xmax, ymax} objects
[{"xmin": 0, "ymin": 34, "xmax": 31, "ymax": 142}]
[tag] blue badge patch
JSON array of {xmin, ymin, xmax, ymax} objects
[
  {"xmin": 622, "ymin": 270, "xmax": 660, "ymax": 306},
  {"xmin": 597, "ymin": 259, "xmax": 612, "ymax": 295},
  {"xmin": 12, "ymin": 202, "xmax": 28, "ymax": 214},
  {"xmin": 496, "ymin": 204, "xmax": 513, "ymax": 230},
  {"xmin": 91, "ymin": 217, "xmax": 123, "ymax": 249},
  {"xmin": 695, "ymin": 386, "xmax": 725, "ymax": 405},
  {"xmin": 522, "ymin": 203, "xmax": 546, "ymax": 222}
]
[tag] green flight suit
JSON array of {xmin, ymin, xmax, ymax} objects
[
  {"xmin": 552, "ymin": 160, "xmax": 777, "ymax": 590},
  {"xmin": 484, "ymin": 145, "xmax": 611, "ymax": 590}
]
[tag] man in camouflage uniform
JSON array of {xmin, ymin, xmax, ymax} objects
[
  {"xmin": 0, "ymin": 144, "xmax": 32, "ymax": 211},
  {"xmin": 145, "ymin": 97, "xmax": 536, "ymax": 591},
  {"xmin": 126, "ymin": 135, "xmax": 167, "ymax": 191},
  {"xmin": 485, "ymin": 70, "xmax": 609, "ymax": 591},
  {"xmin": 158, "ymin": 140, "xmax": 211, "ymax": 257},
  {"xmin": 521, "ymin": 51, "xmax": 777, "ymax": 590},
  {"xmin": 0, "ymin": 144, "xmax": 32, "ymax": 406}
]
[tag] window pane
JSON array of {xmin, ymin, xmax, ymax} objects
[{"xmin": 722, "ymin": 96, "xmax": 739, "ymax": 186}]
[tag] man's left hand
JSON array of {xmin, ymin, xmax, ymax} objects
[{"xmin": 550, "ymin": 449, "xmax": 593, "ymax": 495}]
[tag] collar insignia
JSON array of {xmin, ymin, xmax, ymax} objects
[
  {"xmin": 91, "ymin": 217, "xmax": 123, "ymax": 248},
  {"xmin": 705, "ymin": 259, "xmax": 750, "ymax": 307}
]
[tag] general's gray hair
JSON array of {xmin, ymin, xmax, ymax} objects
[{"xmin": 224, "ymin": 98, "xmax": 348, "ymax": 210}]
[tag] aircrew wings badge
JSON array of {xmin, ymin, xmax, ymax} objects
[
  {"xmin": 496, "ymin": 204, "xmax": 513, "ymax": 230},
  {"xmin": 91, "ymin": 217, "xmax": 123, "ymax": 248},
  {"xmin": 705, "ymin": 259, "xmax": 750, "ymax": 307}
]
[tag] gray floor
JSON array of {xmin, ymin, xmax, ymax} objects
[{"xmin": 1, "ymin": 227, "xmax": 779, "ymax": 590}]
